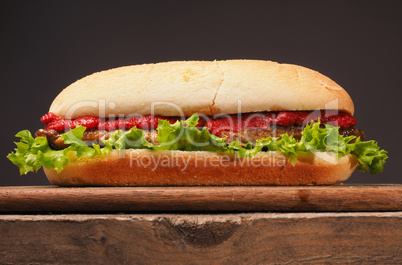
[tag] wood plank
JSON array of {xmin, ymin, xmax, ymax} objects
[
  {"xmin": 0, "ymin": 185, "xmax": 401, "ymax": 212},
  {"xmin": 0, "ymin": 212, "xmax": 401, "ymax": 264}
]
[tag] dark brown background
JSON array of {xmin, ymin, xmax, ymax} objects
[{"xmin": 1, "ymin": 1, "xmax": 401, "ymax": 186}]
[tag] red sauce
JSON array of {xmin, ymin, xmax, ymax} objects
[{"xmin": 41, "ymin": 110, "xmax": 356, "ymax": 136}]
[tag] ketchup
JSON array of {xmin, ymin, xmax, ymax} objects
[{"xmin": 41, "ymin": 110, "xmax": 357, "ymax": 135}]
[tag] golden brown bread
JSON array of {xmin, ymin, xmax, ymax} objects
[
  {"xmin": 49, "ymin": 60, "xmax": 354, "ymax": 119},
  {"xmin": 43, "ymin": 150, "xmax": 359, "ymax": 186}
]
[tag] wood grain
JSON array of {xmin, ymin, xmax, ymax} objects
[
  {"xmin": 0, "ymin": 212, "xmax": 401, "ymax": 264},
  {"xmin": 0, "ymin": 185, "xmax": 401, "ymax": 212}
]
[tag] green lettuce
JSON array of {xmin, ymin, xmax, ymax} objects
[
  {"xmin": 7, "ymin": 126, "xmax": 116, "ymax": 174},
  {"xmin": 8, "ymin": 114, "xmax": 388, "ymax": 175},
  {"xmin": 155, "ymin": 114, "xmax": 227, "ymax": 152}
]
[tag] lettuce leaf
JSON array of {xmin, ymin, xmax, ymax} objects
[
  {"xmin": 7, "ymin": 126, "xmax": 112, "ymax": 174},
  {"xmin": 8, "ymin": 114, "xmax": 388, "ymax": 175},
  {"xmin": 7, "ymin": 130, "xmax": 70, "ymax": 174},
  {"xmin": 226, "ymin": 137, "xmax": 278, "ymax": 158},
  {"xmin": 275, "ymin": 134, "xmax": 299, "ymax": 165},
  {"xmin": 297, "ymin": 122, "xmax": 387, "ymax": 175},
  {"xmin": 298, "ymin": 121, "xmax": 356, "ymax": 158},
  {"xmin": 155, "ymin": 114, "xmax": 227, "ymax": 152},
  {"xmin": 348, "ymin": 138, "xmax": 388, "ymax": 175},
  {"xmin": 108, "ymin": 127, "xmax": 154, "ymax": 150}
]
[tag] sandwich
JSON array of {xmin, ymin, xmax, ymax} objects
[{"xmin": 8, "ymin": 60, "xmax": 388, "ymax": 186}]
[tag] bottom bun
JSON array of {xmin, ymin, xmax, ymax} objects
[{"xmin": 43, "ymin": 150, "xmax": 358, "ymax": 186}]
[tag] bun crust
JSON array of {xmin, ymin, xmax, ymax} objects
[
  {"xmin": 43, "ymin": 150, "xmax": 358, "ymax": 186},
  {"xmin": 49, "ymin": 60, "xmax": 354, "ymax": 119}
]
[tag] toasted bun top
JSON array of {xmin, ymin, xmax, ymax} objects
[{"xmin": 49, "ymin": 60, "xmax": 354, "ymax": 119}]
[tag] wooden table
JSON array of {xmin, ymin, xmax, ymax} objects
[{"xmin": 1, "ymin": 185, "xmax": 401, "ymax": 264}]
